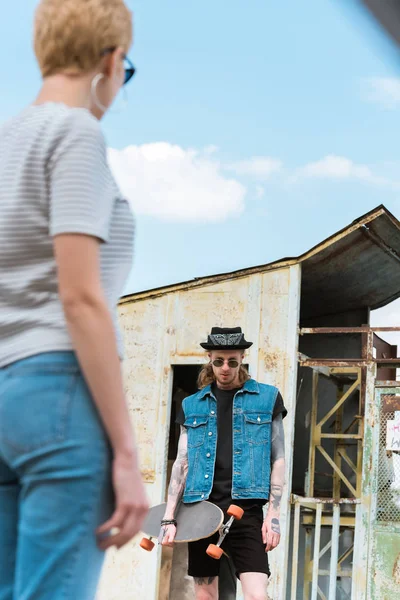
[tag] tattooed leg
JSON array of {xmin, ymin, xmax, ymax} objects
[
  {"xmin": 194, "ymin": 577, "xmax": 217, "ymax": 585},
  {"xmin": 193, "ymin": 575, "xmax": 218, "ymax": 600}
]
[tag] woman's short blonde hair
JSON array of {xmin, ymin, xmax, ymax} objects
[{"xmin": 34, "ymin": 0, "xmax": 133, "ymax": 78}]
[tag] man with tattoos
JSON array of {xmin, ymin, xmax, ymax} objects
[{"xmin": 160, "ymin": 327, "xmax": 286, "ymax": 600}]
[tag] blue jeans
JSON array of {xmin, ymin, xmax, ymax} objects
[{"xmin": 0, "ymin": 352, "xmax": 113, "ymax": 600}]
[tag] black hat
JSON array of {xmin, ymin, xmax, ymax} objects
[{"xmin": 200, "ymin": 327, "xmax": 253, "ymax": 350}]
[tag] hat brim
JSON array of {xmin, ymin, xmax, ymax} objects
[{"xmin": 200, "ymin": 342, "xmax": 253, "ymax": 350}]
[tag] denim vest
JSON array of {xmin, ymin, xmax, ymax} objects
[{"xmin": 182, "ymin": 379, "xmax": 278, "ymax": 503}]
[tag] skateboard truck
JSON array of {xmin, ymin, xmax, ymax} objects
[{"xmin": 206, "ymin": 504, "xmax": 244, "ymax": 560}]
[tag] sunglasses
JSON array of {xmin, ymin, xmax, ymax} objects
[
  {"xmin": 100, "ymin": 47, "xmax": 136, "ymax": 85},
  {"xmin": 212, "ymin": 359, "xmax": 240, "ymax": 368}
]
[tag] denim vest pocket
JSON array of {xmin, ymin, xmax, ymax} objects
[
  {"xmin": 184, "ymin": 415, "xmax": 209, "ymax": 448},
  {"xmin": 243, "ymin": 413, "xmax": 272, "ymax": 445}
]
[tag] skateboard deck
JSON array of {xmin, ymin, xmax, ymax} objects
[{"xmin": 141, "ymin": 501, "xmax": 224, "ymax": 543}]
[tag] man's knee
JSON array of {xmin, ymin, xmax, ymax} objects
[
  {"xmin": 195, "ymin": 589, "xmax": 218, "ymax": 600},
  {"xmin": 194, "ymin": 579, "xmax": 218, "ymax": 600}
]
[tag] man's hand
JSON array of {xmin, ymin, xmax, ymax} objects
[
  {"xmin": 262, "ymin": 514, "xmax": 281, "ymax": 552},
  {"xmin": 159, "ymin": 524, "xmax": 177, "ymax": 547}
]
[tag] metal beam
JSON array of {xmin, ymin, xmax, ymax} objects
[
  {"xmin": 290, "ymin": 503, "xmax": 300, "ymax": 600},
  {"xmin": 299, "ymin": 357, "xmax": 400, "ymax": 368},
  {"xmin": 361, "ymin": 223, "xmax": 400, "ymax": 264},
  {"xmin": 300, "ymin": 326, "xmax": 400, "ymax": 334},
  {"xmin": 302, "ymin": 514, "xmax": 356, "ymax": 528},
  {"xmin": 311, "ymin": 504, "xmax": 323, "ymax": 600},
  {"xmin": 328, "ymin": 504, "xmax": 341, "ymax": 600},
  {"xmin": 316, "ymin": 446, "xmax": 358, "ymax": 497},
  {"xmin": 317, "ymin": 378, "xmax": 360, "ymax": 429}
]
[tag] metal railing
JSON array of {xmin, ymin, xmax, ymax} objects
[{"xmin": 290, "ymin": 496, "xmax": 360, "ymax": 600}]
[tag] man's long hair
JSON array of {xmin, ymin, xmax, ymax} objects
[{"xmin": 197, "ymin": 359, "xmax": 250, "ymax": 389}]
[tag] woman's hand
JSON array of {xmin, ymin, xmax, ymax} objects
[{"xmin": 96, "ymin": 452, "xmax": 149, "ymax": 550}]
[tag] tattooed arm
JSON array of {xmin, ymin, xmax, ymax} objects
[
  {"xmin": 269, "ymin": 413, "xmax": 285, "ymax": 513},
  {"xmin": 262, "ymin": 414, "xmax": 285, "ymax": 552},
  {"xmin": 160, "ymin": 426, "xmax": 188, "ymax": 545}
]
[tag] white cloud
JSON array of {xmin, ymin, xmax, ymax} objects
[
  {"xmin": 108, "ymin": 142, "xmax": 246, "ymax": 223},
  {"xmin": 108, "ymin": 142, "xmax": 400, "ymax": 223},
  {"xmin": 299, "ymin": 155, "xmax": 372, "ymax": 179},
  {"xmin": 255, "ymin": 185, "xmax": 265, "ymax": 198},
  {"xmin": 363, "ymin": 77, "xmax": 400, "ymax": 109},
  {"xmin": 203, "ymin": 144, "xmax": 219, "ymax": 155},
  {"xmin": 296, "ymin": 154, "xmax": 397, "ymax": 188},
  {"xmin": 227, "ymin": 157, "xmax": 282, "ymax": 180}
]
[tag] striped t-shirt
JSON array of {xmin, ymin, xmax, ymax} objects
[{"xmin": 0, "ymin": 103, "xmax": 134, "ymax": 367}]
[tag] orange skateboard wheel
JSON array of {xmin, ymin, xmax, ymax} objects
[
  {"xmin": 140, "ymin": 537, "xmax": 155, "ymax": 551},
  {"xmin": 227, "ymin": 504, "xmax": 244, "ymax": 520},
  {"xmin": 206, "ymin": 544, "xmax": 223, "ymax": 560}
]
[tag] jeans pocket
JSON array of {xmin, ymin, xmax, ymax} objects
[{"xmin": 0, "ymin": 365, "xmax": 78, "ymax": 456}]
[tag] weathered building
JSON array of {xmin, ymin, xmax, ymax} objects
[{"xmin": 97, "ymin": 205, "xmax": 400, "ymax": 600}]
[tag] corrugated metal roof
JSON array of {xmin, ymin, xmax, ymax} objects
[
  {"xmin": 300, "ymin": 205, "xmax": 400, "ymax": 318},
  {"xmin": 120, "ymin": 205, "xmax": 400, "ymax": 318}
]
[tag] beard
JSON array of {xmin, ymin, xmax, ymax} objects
[{"xmin": 215, "ymin": 371, "xmax": 238, "ymax": 387}]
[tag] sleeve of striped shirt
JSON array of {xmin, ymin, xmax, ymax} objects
[{"xmin": 48, "ymin": 113, "xmax": 115, "ymax": 242}]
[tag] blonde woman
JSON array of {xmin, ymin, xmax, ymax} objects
[{"xmin": 0, "ymin": 1, "xmax": 148, "ymax": 598}]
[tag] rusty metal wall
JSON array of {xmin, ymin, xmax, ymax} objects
[
  {"xmin": 96, "ymin": 264, "xmax": 301, "ymax": 600},
  {"xmin": 365, "ymin": 387, "xmax": 400, "ymax": 600}
]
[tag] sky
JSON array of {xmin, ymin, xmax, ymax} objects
[{"xmin": 1, "ymin": 0, "xmax": 399, "ymax": 346}]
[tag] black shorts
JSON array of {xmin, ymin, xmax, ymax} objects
[{"xmin": 188, "ymin": 505, "xmax": 270, "ymax": 579}]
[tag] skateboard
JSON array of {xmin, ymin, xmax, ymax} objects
[{"xmin": 139, "ymin": 501, "xmax": 244, "ymax": 559}]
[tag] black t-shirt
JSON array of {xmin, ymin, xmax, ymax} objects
[{"xmin": 176, "ymin": 383, "xmax": 287, "ymax": 510}]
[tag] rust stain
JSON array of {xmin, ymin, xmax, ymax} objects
[
  {"xmin": 382, "ymin": 395, "xmax": 400, "ymax": 413},
  {"xmin": 393, "ymin": 553, "xmax": 400, "ymax": 584},
  {"xmin": 264, "ymin": 352, "xmax": 280, "ymax": 372},
  {"xmin": 273, "ymin": 569, "xmax": 281, "ymax": 598},
  {"xmin": 259, "ymin": 345, "xmax": 281, "ymax": 373},
  {"xmin": 300, "ymin": 358, "xmax": 369, "ymax": 368},
  {"xmin": 141, "ymin": 469, "xmax": 156, "ymax": 483},
  {"xmin": 291, "ymin": 495, "xmax": 360, "ymax": 505},
  {"xmin": 171, "ymin": 351, "xmax": 205, "ymax": 358}
]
